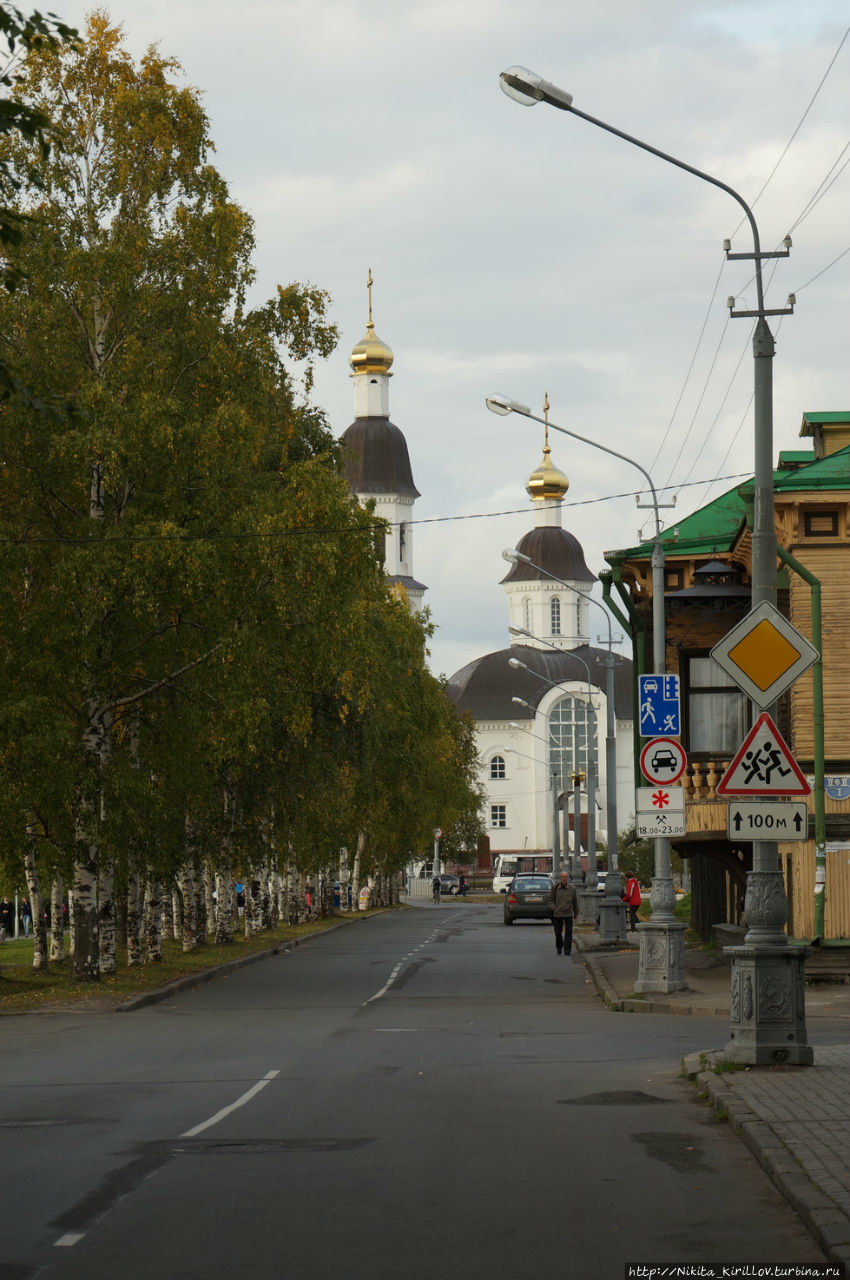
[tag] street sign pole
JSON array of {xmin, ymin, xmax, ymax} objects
[{"xmin": 636, "ymin": 562, "xmax": 687, "ymax": 996}]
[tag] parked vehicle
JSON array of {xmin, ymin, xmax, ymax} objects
[
  {"xmin": 503, "ymin": 874, "xmax": 554, "ymax": 925},
  {"xmin": 439, "ymin": 874, "xmax": 461, "ymax": 896},
  {"xmin": 492, "ymin": 853, "xmax": 556, "ymax": 894}
]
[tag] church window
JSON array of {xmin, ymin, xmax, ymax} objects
[
  {"xmin": 522, "ymin": 597, "xmax": 531, "ymax": 631},
  {"xmin": 548, "ymin": 695, "xmax": 598, "ymax": 791},
  {"xmin": 490, "ymin": 755, "xmax": 506, "ymax": 779},
  {"xmin": 551, "ymin": 597, "xmax": 561, "ymax": 635},
  {"xmin": 399, "ymin": 522, "xmax": 406, "ymax": 564},
  {"xmin": 490, "ymin": 804, "xmax": 507, "ymax": 828},
  {"xmin": 576, "ymin": 597, "xmax": 582, "ymax": 638}
]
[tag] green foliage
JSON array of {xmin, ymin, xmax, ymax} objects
[{"xmin": 0, "ymin": 15, "xmax": 483, "ymax": 933}]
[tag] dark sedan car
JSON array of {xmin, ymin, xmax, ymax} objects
[{"xmin": 503, "ymin": 874, "xmax": 554, "ymax": 925}]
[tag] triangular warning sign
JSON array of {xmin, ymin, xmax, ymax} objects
[{"xmin": 716, "ymin": 712, "xmax": 811, "ymax": 797}]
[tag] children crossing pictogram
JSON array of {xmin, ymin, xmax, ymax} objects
[{"xmin": 716, "ymin": 712, "xmax": 811, "ymax": 797}]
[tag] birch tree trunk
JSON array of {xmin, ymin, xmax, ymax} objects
[
  {"xmin": 144, "ymin": 877, "xmax": 162, "ymax": 963},
  {"xmin": 126, "ymin": 858, "xmax": 142, "ymax": 967},
  {"xmin": 23, "ymin": 843, "xmax": 47, "ymax": 971},
  {"xmin": 214, "ymin": 866, "xmax": 233, "ymax": 945},
  {"xmin": 98, "ymin": 855, "xmax": 116, "ymax": 976},
  {"xmin": 204, "ymin": 860, "xmax": 215, "ymax": 939},
  {"xmin": 178, "ymin": 860, "xmax": 197, "ymax": 953},
  {"xmin": 49, "ymin": 876, "xmax": 65, "ymax": 963},
  {"xmin": 351, "ymin": 829, "xmax": 367, "ymax": 911}
]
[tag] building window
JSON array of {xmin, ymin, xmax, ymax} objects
[
  {"xmin": 490, "ymin": 755, "xmax": 506, "ymax": 779},
  {"xmin": 399, "ymin": 522, "xmax": 406, "ymax": 563},
  {"xmin": 550, "ymin": 597, "xmax": 561, "ymax": 635},
  {"xmin": 522, "ymin": 597, "xmax": 531, "ymax": 631},
  {"xmin": 576, "ymin": 597, "xmax": 582, "ymax": 638},
  {"xmin": 548, "ymin": 695, "xmax": 598, "ymax": 791},
  {"xmin": 803, "ymin": 509, "xmax": 838, "ymax": 538},
  {"xmin": 665, "ymin": 568, "xmax": 684, "ymax": 590},
  {"xmin": 490, "ymin": 804, "xmax": 507, "ymax": 828},
  {"xmin": 686, "ymin": 655, "xmax": 747, "ymax": 755}
]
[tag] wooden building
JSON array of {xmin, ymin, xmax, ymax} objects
[{"xmin": 603, "ymin": 411, "xmax": 850, "ymax": 944}]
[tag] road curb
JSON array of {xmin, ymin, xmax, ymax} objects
[
  {"xmin": 682, "ymin": 1054, "xmax": 850, "ymax": 1276},
  {"xmin": 578, "ymin": 946, "xmax": 728, "ymax": 1017},
  {"xmin": 115, "ymin": 913, "xmax": 380, "ymax": 1013}
]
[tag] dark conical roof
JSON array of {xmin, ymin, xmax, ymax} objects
[
  {"xmin": 500, "ymin": 526, "xmax": 595, "ymax": 585},
  {"xmin": 341, "ymin": 417, "xmax": 420, "ymax": 497},
  {"xmin": 446, "ymin": 644, "xmax": 632, "ymax": 722}
]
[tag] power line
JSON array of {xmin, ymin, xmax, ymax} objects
[{"xmin": 0, "ymin": 471, "xmax": 753, "ymax": 547}]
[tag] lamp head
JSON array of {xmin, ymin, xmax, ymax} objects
[
  {"xmin": 508, "ymin": 657, "xmax": 528, "ymax": 671},
  {"xmin": 499, "ymin": 66, "xmax": 573, "ymax": 111},
  {"xmin": 486, "ymin": 393, "xmax": 533, "ymax": 418},
  {"xmin": 509, "ymin": 625, "xmax": 534, "ymax": 638}
]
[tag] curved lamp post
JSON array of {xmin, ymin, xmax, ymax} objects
[{"xmin": 496, "ymin": 67, "xmax": 809, "ymax": 1063}]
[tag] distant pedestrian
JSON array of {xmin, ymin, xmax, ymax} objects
[
  {"xmin": 458, "ymin": 873, "xmax": 467, "ymax": 898},
  {"xmin": 20, "ymin": 898, "xmax": 32, "ymax": 938},
  {"xmin": 550, "ymin": 871, "xmax": 579, "ymax": 956},
  {"xmin": 622, "ymin": 873, "xmax": 642, "ymax": 933},
  {"xmin": 0, "ymin": 896, "xmax": 13, "ymax": 939}
]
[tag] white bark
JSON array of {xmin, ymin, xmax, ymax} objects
[
  {"xmin": 126, "ymin": 859, "xmax": 142, "ymax": 967},
  {"xmin": 23, "ymin": 842, "xmax": 46, "ymax": 971},
  {"xmin": 351, "ymin": 830, "xmax": 367, "ymax": 911},
  {"xmin": 49, "ymin": 876, "xmax": 65, "ymax": 963},
  {"xmin": 177, "ymin": 860, "xmax": 197, "ymax": 952},
  {"xmin": 144, "ymin": 877, "xmax": 163, "ymax": 963}
]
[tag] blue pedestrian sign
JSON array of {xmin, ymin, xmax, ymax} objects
[{"xmin": 639, "ymin": 674, "xmax": 681, "ymax": 737}]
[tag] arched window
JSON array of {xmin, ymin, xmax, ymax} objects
[
  {"xmin": 550, "ymin": 596, "xmax": 561, "ymax": 635},
  {"xmin": 399, "ymin": 522, "xmax": 406, "ymax": 564},
  {"xmin": 547, "ymin": 695, "xmax": 598, "ymax": 792},
  {"xmin": 490, "ymin": 754, "xmax": 506, "ymax": 780}
]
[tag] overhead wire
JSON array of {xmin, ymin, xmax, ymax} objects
[{"xmin": 666, "ymin": 23, "xmax": 850, "ymax": 506}]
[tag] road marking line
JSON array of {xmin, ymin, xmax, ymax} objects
[
  {"xmin": 180, "ymin": 1069, "xmax": 280, "ymax": 1138},
  {"xmin": 55, "ymin": 1233, "xmax": 86, "ymax": 1247},
  {"xmin": 362, "ymin": 923, "xmax": 443, "ymax": 1005}
]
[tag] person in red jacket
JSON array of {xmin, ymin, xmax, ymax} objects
[{"xmin": 622, "ymin": 873, "xmax": 641, "ymax": 933}]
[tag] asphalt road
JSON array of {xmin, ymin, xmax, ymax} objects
[{"xmin": 0, "ymin": 903, "xmax": 835, "ymax": 1279}]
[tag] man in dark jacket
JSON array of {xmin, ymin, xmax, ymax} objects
[{"xmin": 551, "ymin": 871, "xmax": 579, "ymax": 956}]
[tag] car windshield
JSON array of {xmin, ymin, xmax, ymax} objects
[{"xmin": 513, "ymin": 877, "xmax": 552, "ymax": 891}]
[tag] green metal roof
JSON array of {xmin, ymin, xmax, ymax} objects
[
  {"xmin": 801, "ymin": 412, "xmax": 850, "ymax": 435},
  {"xmin": 606, "ymin": 483, "xmax": 747, "ymax": 562},
  {"xmin": 607, "ymin": 444, "xmax": 850, "ymax": 565}
]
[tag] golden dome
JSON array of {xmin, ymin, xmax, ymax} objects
[
  {"xmin": 526, "ymin": 445, "xmax": 569, "ymax": 502},
  {"xmin": 350, "ymin": 320, "xmax": 394, "ymax": 376},
  {"xmin": 350, "ymin": 267, "xmax": 394, "ymax": 375}
]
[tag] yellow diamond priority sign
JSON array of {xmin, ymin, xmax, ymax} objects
[{"xmin": 710, "ymin": 601, "xmax": 818, "ymax": 708}]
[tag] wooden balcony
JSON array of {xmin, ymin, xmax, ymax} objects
[{"xmin": 680, "ymin": 760, "xmax": 730, "ymax": 837}]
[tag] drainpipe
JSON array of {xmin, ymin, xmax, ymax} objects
[{"xmin": 773, "ymin": 545, "xmax": 825, "ymax": 944}]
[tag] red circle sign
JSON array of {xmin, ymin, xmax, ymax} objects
[{"xmin": 640, "ymin": 737, "xmax": 686, "ymax": 785}]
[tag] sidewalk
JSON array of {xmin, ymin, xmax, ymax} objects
[{"xmin": 578, "ymin": 933, "xmax": 850, "ymax": 1276}]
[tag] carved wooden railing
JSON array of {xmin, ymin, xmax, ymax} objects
[{"xmin": 681, "ymin": 761, "xmax": 730, "ymax": 802}]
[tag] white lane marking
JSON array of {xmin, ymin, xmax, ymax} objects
[
  {"xmin": 180, "ymin": 1069, "xmax": 280, "ymax": 1138},
  {"xmin": 55, "ymin": 1233, "xmax": 86, "ymax": 1247},
  {"xmin": 362, "ymin": 921, "xmax": 445, "ymax": 1006}
]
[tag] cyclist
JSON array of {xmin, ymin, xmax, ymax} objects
[{"xmin": 431, "ymin": 873, "xmax": 442, "ymax": 904}]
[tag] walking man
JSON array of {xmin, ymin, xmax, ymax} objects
[{"xmin": 551, "ymin": 870, "xmax": 578, "ymax": 956}]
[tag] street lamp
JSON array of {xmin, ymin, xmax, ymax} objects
[
  {"xmin": 496, "ymin": 67, "xmax": 809, "ymax": 1064},
  {"xmin": 490, "ymin": 399, "xmax": 684, "ymax": 991}
]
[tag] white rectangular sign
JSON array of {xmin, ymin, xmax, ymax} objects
[
  {"xmin": 636, "ymin": 811, "xmax": 686, "ymax": 838},
  {"xmin": 635, "ymin": 786, "xmax": 685, "ymax": 812},
  {"xmin": 726, "ymin": 801, "xmax": 808, "ymax": 842}
]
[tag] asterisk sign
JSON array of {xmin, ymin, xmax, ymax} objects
[{"xmin": 651, "ymin": 789, "xmax": 670, "ymax": 809}]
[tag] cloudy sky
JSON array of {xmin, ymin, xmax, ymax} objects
[{"xmin": 56, "ymin": 1, "xmax": 850, "ymax": 679}]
